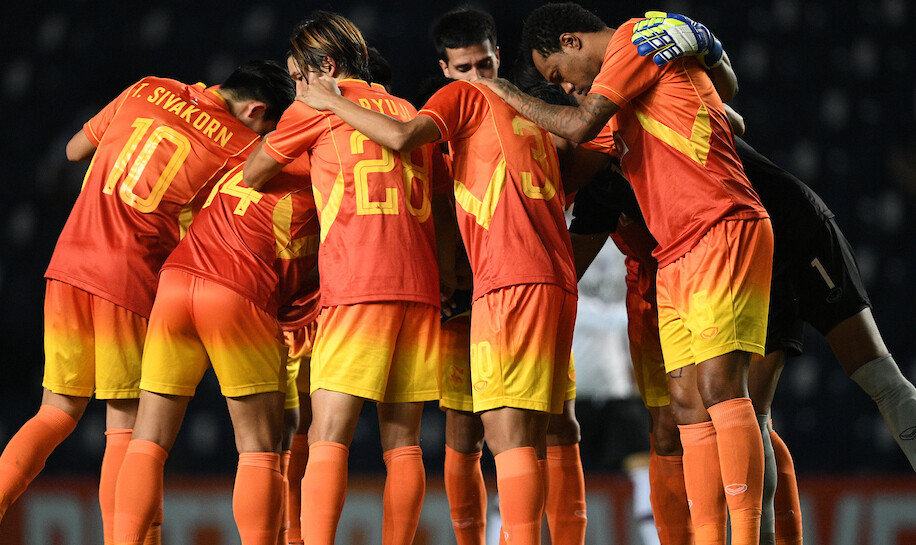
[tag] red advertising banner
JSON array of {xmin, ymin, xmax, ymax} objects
[{"xmin": 1, "ymin": 474, "xmax": 914, "ymax": 544}]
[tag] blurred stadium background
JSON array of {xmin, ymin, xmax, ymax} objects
[{"xmin": 1, "ymin": 0, "xmax": 915, "ymax": 543}]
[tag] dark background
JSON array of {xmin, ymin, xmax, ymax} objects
[{"xmin": 1, "ymin": 0, "xmax": 914, "ymax": 476}]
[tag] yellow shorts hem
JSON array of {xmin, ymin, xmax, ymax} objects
[
  {"xmin": 140, "ymin": 380, "xmax": 197, "ymax": 397},
  {"xmin": 310, "ymin": 380, "xmax": 437, "ymax": 403},
  {"xmin": 564, "ymin": 386, "xmax": 577, "ymax": 401},
  {"xmin": 94, "ymin": 388, "xmax": 141, "ymax": 400},
  {"xmin": 285, "ymin": 397, "xmax": 300, "ymax": 411},
  {"xmin": 41, "ymin": 382, "xmax": 94, "ymax": 398},
  {"xmin": 220, "ymin": 382, "xmax": 284, "ymax": 399},
  {"xmin": 664, "ymin": 341, "xmax": 767, "ymax": 373},
  {"xmin": 474, "ymin": 397, "xmax": 559, "ymax": 414},
  {"xmin": 644, "ymin": 394, "xmax": 671, "ymax": 408},
  {"xmin": 439, "ymin": 396, "xmax": 474, "ymax": 412}
]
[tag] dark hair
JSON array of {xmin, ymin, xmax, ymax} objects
[
  {"xmin": 520, "ymin": 2, "xmax": 606, "ymax": 59},
  {"xmin": 290, "ymin": 10, "xmax": 371, "ymax": 81},
  {"xmin": 220, "ymin": 60, "xmax": 295, "ymax": 122},
  {"xmin": 526, "ymin": 82, "xmax": 577, "ymax": 107},
  {"xmin": 411, "ymin": 76, "xmax": 454, "ymax": 110},
  {"xmin": 431, "ymin": 6, "xmax": 498, "ymax": 62},
  {"xmin": 367, "ymin": 46, "xmax": 393, "ymax": 89}
]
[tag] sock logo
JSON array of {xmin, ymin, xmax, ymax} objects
[
  {"xmin": 687, "ymin": 499, "xmax": 693, "ymax": 509},
  {"xmin": 900, "ymin": 425, "xmax": 916, "ymax": 441},
  {"xmin": 725, "ymin": 483, "xmax": 748, "ymax": 495},
  {"xmin": 574, "ymin": 510, "xmax": 587, "ymax": 519},
  {"xmin": 452, "ymin": 517, "xmax": 475, "ymax": 528}
]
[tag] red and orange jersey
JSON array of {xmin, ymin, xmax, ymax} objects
[
  {"xmin": 418, "ymin": 80, "xmax": 577, "ymax": 300},
  {"xmin": 45, "ymin": 77, "xmax": 262, "ymax": 317},
  {"xmin": 261, "ymin": 79, "xmax": 441, "ymax": 308},
  {"xmin": 163, "ymin": 155, "xmax": 319, "ymax": 318},
  {"xmin": 588, "ymin": 19, "xmax": 767, "ymax": 267}
]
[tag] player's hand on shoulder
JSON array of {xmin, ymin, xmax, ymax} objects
[
  {"xmin": 298, "ymin": 75, "xmax": 342, "ymax": 111},
  {"xmin": 631, "ymin": 11, "xmax": 723, "ymax": 69}
]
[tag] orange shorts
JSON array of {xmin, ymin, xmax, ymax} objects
[
  {"xmin": 141, "ymin": 270, "xmax": 288, "ymax": 398},
  {"xmin": 283, "ymin": 322, "xmax": 317, "ymax": 410},
  {"xmin": 42, "ymin": 280, "xmax": 147, "ymax": 399},
  {"xmin": 469, "ymin": 284, "xmax": 576, "ymax": 414},
  {"xmin": 310, "ymin": 302, "xmax": 440, "ymax": 403},
  {"xmin": 626, "ymin": 280, "xmax": 669, "ymax": 407},
  {"xmin": 656, "ymin": 219, "xmax": 773, "ymax": 372}
]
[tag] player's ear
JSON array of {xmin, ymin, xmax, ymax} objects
[
  {"xmin": 438, "ymin": 59, "xmax": 450, "ymax": 77},
  {"xmin": 559, "ymin": 33, "xmax": 581, "ymax": 51},
  {"xmin": 244, "ymin": 101, "xmax": 268, "ymax": 121},
  {"xmin": 323, "ymin": 56, "xmax": 338, "ymax": 77}
]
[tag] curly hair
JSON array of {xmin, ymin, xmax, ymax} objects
[{"xmin": 520, "ymin": 2, "xmax": 606, "ymax": 59}]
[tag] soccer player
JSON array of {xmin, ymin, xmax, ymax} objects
[
  {"xmin": 479, "ymin": 4, "xmax": 773, "ymax": 544},
  {"xmin": 243, "ymin": 12, "xmax": 446, "ymax": 545},
  {"xmin": 430, "ymin": 8, "xmax": 586, "ymax": 545},
  {"xmin": 0, "ymin": 60, "xmax": 293, "ymax": 542},
  {"xmin": 110, "ymin": 143, "xmax": 318, "ymax": 545},
  {"xmin": 300, "ymin": 37, "xmax": 578, "ymax": 545}
]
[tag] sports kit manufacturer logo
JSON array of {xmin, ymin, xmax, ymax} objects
[
  {"xmin": 725, "ymin": 483, "xmax": 748, "ymax": 495},
  {"xmin": 701, "ymin": 326, "xmax": 719, "ymax": 339},
  {"xmin": 900, "ymin": 425, "xmax": 916, "ymax": 441}
]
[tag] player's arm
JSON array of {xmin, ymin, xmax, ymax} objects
[
  {"xmin": 433, "ymin": 192, "xmax": 459, "ymax": 303},
  {"xmin": 561, "ymin": 144, "xmax": 613, "ymax": 195},
  {"xmin": 65, "ymin": 130, "xmax": 96, "ymax": 162},
  {"xmin": 302, "ymin": 76, "xmax": 441, "ymax": 152},
  {"xmin": 631, "ymin": 11, "xmax": 738, "ymax": 101},
  {"xmin": 479, "ymin": 78, "xmax": 619, "ymax": 144},
  {"xmin": 244, "ymin": 140, "xmax": 286, "ymax": 190},
  {"xmin": 570, "ymin": 232, "xmax": 611, "ymax": 280},
  {"xmin": 724, "ymin": 103, "xmax": 746, "ymax": 136}
]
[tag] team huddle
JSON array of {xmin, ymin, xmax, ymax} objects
[{"xmin": 1, "ymin": 3, "xmax": 915, "ymax": 545}]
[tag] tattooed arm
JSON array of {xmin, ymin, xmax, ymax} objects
[{"xmin": 479, "ymin": 78, "xmax": 619, "ymax": 143}]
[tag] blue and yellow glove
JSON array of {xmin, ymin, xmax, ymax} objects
[{"xmin": 631, "ymin": 11, "xmax": 724, "ymax": 69}]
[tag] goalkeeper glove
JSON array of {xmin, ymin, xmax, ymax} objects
[{"xmin": 631, "ymin": 11, "xmax": 724, "ymax": 69}]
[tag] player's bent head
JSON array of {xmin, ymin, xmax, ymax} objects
[
  {"xmin": 367, "ymin": 46, "xmax": 393, "ymax": 91},
  {"xmin": 290, "ymin": 10, "xmax": 371, "ymax": 82},
  {"xmin": 221, "ymin": 60, "xmax": 295, "ymax": 124},
  {"xmin": 431, "ymin": 6, "xmax": 499, "ymax": 81},
  {"xmin": 412, "ymin": 76, "xmax": 455, "ymax": 110},
  {"xmin": 521, "ymin": 2, "xmax": 605, "ymax": 59}
]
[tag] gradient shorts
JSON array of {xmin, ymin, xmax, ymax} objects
[
  {"xmin": 657, "ymin": 218, "xmax": 773, "ymax": 373},
  {"xmin": 42, "ymin": 280, "xmax": 146, "ymax": 399}
]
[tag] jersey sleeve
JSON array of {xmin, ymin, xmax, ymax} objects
[
  {"xmin": 588, "ymin": 20, "xmax": 663, "ymax": 107},
  {"xmin": 83, "ymin": 81, "xmax": 142, "ymax": 146},
  {"xmin": 418, "ymin": 81, "xmax": 485, "ymax": 143},
  {"xmin": 262, "ymin": 101, "xmax": 327, "ymax": 164},
  {"xmin": 579, "ymin": 123, "xmax": 618, "ymax": 156}
]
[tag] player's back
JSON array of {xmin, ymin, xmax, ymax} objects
[
  {"xmin": 419, "ymin": 80, "xmax": 576, "ymax": 300},
  {"xmin": 262, "ymin": 79, "xmax": 440, "ymax": 308},
  {"xmin": 46, "ymin": 77, "xmax": 262, "ymax": 317},
  {"xmin": 164, "ymin": 155, "xmax": 318, "ymax": 317}
]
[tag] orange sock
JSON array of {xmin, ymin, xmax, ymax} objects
[
  {"xmin": 300, "ymin": 441, "xmax": 349, "ymax": 545},
  {"xmin": 649, "ymin": 449, "xmax": 693, "ymax": 545},
  {"xmin": 142, "ymin": 504, "xmax": 163, "ymax": 545},
  {"xmin": 538, "ymin": 458, "xmax": 548, "ymax": 521},
  {"xmin": 382, "ymin": 446, "xmax": 426, "ymax": 545},
  {"xmin": 113, "ymin": 439, "xmax": 168, "ymax": 545},
  {"xmin": 100, "ymin": 428, "xmax": 132, "ymax": 544},
  {"xmin": 278, "ymin": 450, "xmax": 290, "ymax": 545},
  {"xmin": 287, "ymin": 434, "xmax": 308, "ymax": 545},
  {"xmin": 233, "ymin": 452, "xmax": 284, "ymax": 545},
  {"xmin": 545, "ymin": 444, "xmax": 587, "ymax": 545},
  {"xmin": 0, "ymin": 404, "xmax": 77, "ymax": 520},
  {"xmin": 707, "ymin": 398, "xmax": 764, "ymax": 545},
  {"xmin": 494, "ymin": 447, "xmax": 544, "ymax": 545},
  {"xmin": 770, "ymin": 430, "xmax": 802, "ymax": 545},
  {"xmin": 444, "ymin": 446, "xmax": 487, "ymax": 545},
  {"xmin": 679, "ymin": 421, "xmax": 726, "ymax": 545}
]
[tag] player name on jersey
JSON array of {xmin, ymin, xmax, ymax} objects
[{"xmin": 132, "ymin": 83, "xmax": 235, "ymax": 147}]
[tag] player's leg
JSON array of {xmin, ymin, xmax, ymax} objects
[
  {"xmin": 444, "ymin": 408, "xmax": 487, "ymax": 545},
  {"xmin": 378, "ymin": 402, "xmax": 426, "ymax": 545},
  {"xmin": 226, "ymin": 391, "xmax": 286, "ymax": 545},
  {"xmin": 283, "ymin": 324, "xmax": 315, "ymax": 545},
  {"xmin": 377, "ymin": 302, "xmax": 440, "ymax": 545},
  {"xmin": 545, "ymin": 399, "xmax": 587, "ymax": 545},
  {"xmin": 440, "ymin": 316, "xmax": 488, "ymax": 545},
  {"xmin": 471, "ymin": 284, "xmax": 575, "ymax": 545},
  {"xmin": 768, "ymin": 424, "xmax": 802, "ymax": 545},
  {"xmin": 647, "ymin": 405, "xmax": 692, "ymax": 545},
  {"xmin": 0, "ymin": 280, "xmax": 95, "ymax": 522},
  {"xmin": 746, "ymin": 351, "xmax": 784, "ymax": 545}
]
